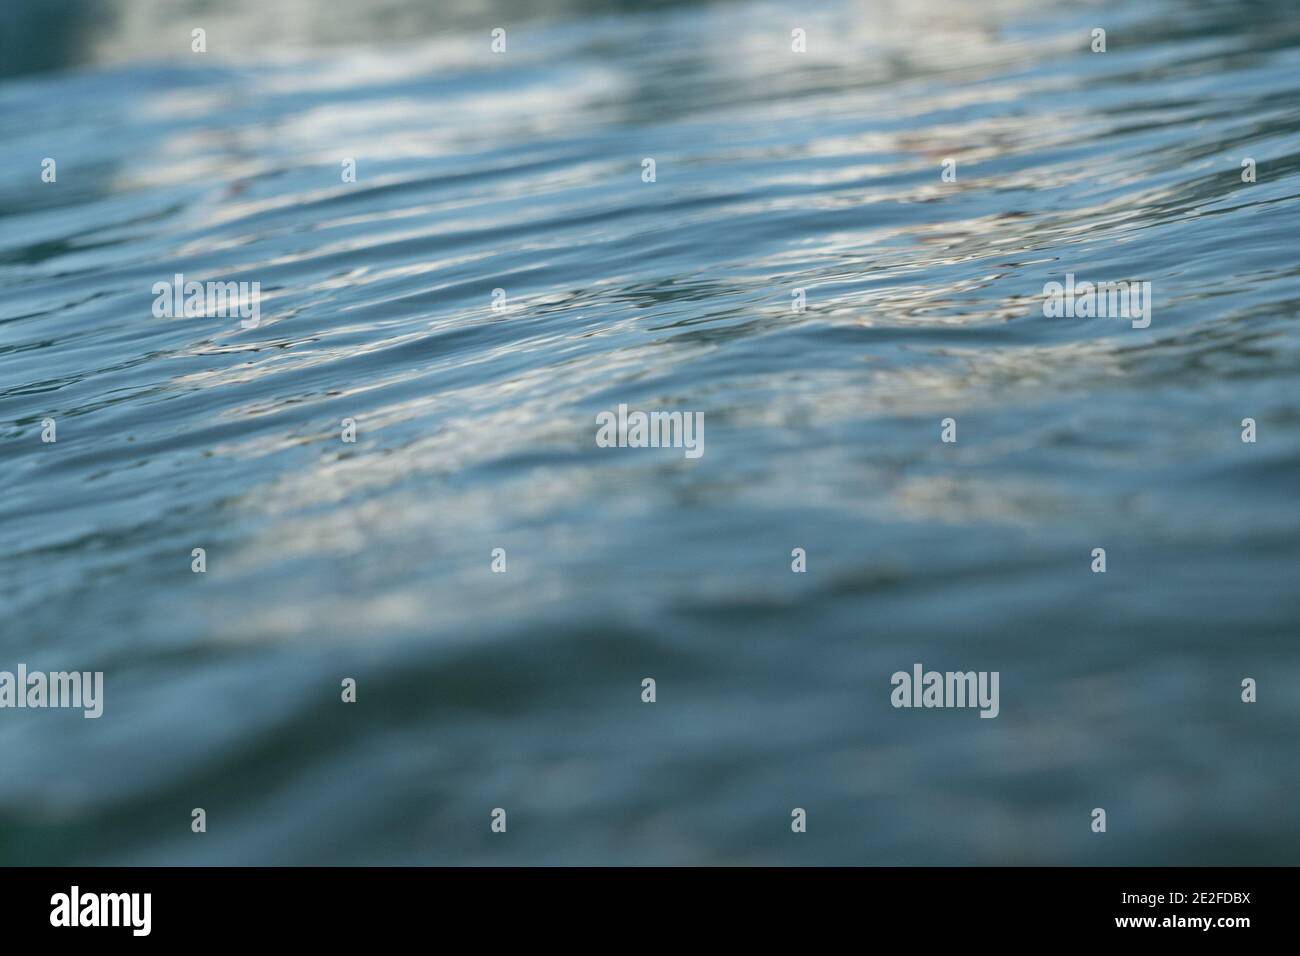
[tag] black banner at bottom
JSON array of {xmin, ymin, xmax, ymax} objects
[{"xmin": 0, "ymin": 867, "xmax": 1282, "ymax": 941}]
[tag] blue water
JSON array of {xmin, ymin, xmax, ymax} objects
[{"xmin": 1, "ymin": 0, "xmax": 1298, "ymax": 864}]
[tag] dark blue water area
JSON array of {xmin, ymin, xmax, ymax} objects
[{"xmin": 0, "ymin": 0, "xmax": 1297, "ymax": 863}]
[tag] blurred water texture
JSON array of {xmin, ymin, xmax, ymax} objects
[{"xmin": 1, "ymin": 0, "xmax": 1298, "ymax": 864}]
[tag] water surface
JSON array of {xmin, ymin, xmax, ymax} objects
[{"xmin": 1, "ymin": 0, "xmax": 1298, "ymax": 864}]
